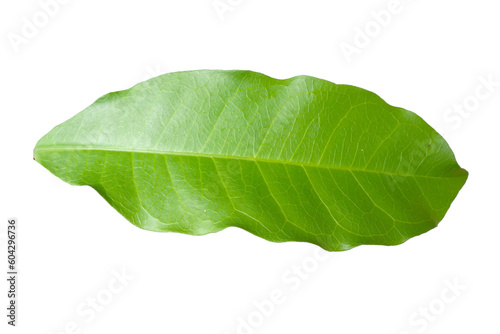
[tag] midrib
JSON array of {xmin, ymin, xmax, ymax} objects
[{"xmin": 34, "ymin": 146, "xmax": 463, "ymax": 180}]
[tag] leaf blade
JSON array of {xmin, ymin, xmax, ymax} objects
[{"xmin": 34, "ymin": 70, "xmax": 468, "ymax": 251}]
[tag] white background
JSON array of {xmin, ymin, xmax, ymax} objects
[{"xmin": 1, "ymin": 0, "xmax": 499, "ymax": 333}]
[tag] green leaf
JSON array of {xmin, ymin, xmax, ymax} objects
[{"xmin": 34, "ymin": 70, "xmax": 467, "ymax": 251}]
